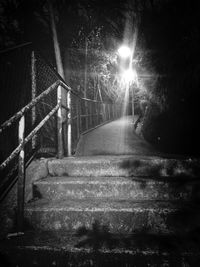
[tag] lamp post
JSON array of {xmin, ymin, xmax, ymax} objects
[
  {"xmin": 118, "ymin": 45, "xmax": 138, "ymax": 120},
  {"xmin": 122, "ymin": 68, "xmax": 137, "ymax": 119}
]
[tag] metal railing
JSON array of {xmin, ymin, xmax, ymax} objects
[{"xmin": 0, "ymin": 45, "xmax": 121, "ymax": 230}]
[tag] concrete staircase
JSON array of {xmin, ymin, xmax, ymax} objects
[
  {"xmin": 25, "ymin": 156, "xmax": 200, "ymax": 234},
  {"xmin": 2, "ymin": 155, "xmax": 200, "ymax": 266}
]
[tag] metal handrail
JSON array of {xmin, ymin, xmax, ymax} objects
[
  {"xmin": 0, "ymin": 42, "xmax": 32, "ymax": 54},
  {"xmin": 0, "ymin": 79, "xmax": 118, "ymax": 170},
  {"xmin": 0, "ymin": 105, "xmax": 59, "ymax": 171},
  {"xmin": 59, "ymin": 80, "xmax": 112, "ymax": 104},
  {"xmin": 0, "ymin": 51, "xmax": 121, "ymax": 232},
  {"xmin": 0, "ymin": 81, "xmax": 60, "ymax": 133}
]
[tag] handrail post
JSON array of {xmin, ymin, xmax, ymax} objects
[
  {"xmin": 67, "ymin": 91, "xmax": 72, "ymax": 156},
  {"xmin": 17, "ymin": 115, "xmax": 25, "ymax": 231},
  {"xmin": 57, "ymin": 85, "xmax": 64, "ymax": 158},
  {"xmin": 31, "ymin": 51, "xmax": 37, "ymax": 150},
  {"xmin": 76, "ymin": 98, "xmax": 80, "ymax": 140}
]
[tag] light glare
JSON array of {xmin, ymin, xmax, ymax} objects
[
  {"xmin": 122, "ymin": 68, "xmax": 137, "ymax": 84},
  {"xmin": 118, "ymin": 46, "xmax": 131, "ymax": 59}
]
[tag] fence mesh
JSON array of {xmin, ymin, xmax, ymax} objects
[
  {"xmin": 0, "ymin": 44, "xmax": 59, "ymax": 198},
  {"xmin": 34, "ymin": 51, "xmax": 58, "ymax": 153},
  {"xmin": 0, "ymin": 43, "xmax": 121, "ymax": 198},
  {"xmin": 0, "ymin": 44, "xmax": 60, "ymax": 160}
]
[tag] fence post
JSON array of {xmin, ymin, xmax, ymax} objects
[
  {"xmin": 117, "ymin": 104, "xmax": 120, "ymax": 118},
  {"xmin": 31, "ymin": 51, "xmax": 37, "ymax": 150},
  {"xmin": 94, "ymin": 102, "xmax": 99, "ymax": 126},
  {"xmin": 76, "ymin": 98, "xmax": 80, "ymax": 140},
  {"xmin": 89, "ymin": 102, "xmax": 92, "ymax": 128},
  {"xmin": 79, "ymin": 99, "xmax": 82, "ymax": 134},
  {"xmin": 57, "ymin": 85, "xmax": 64, "ymax": 158},
  {"xmin": 101, "ymin": 104, "xmax": 104, "ymax": 122},
  {"xmin": 85, "ymin": 102, "xmax": 89, "ymax": 130},
  {"xmin": 108, "ymin": 104, "xmax": 111, "ymax": 121},
  {"xmin": 100, "ymin": 103, "xmax": 102, "ymax": 123},
  {"xmin": 100, "ymin": 103, "xmax": 103, "ymax": 122},
  {"xmin": 132, "ymin": 86, "xmax": 134, "ymax": 121},
  {"xmin": 17, "ymin": 115, "xmax": 25, "ymax": 231},
  {"xmin": 105, "ymin": 104, "xmax": 107, "ymax": 121},
  {"xmin": 112, "ymin": 104, "xmax": 115, "ymax": 120}
]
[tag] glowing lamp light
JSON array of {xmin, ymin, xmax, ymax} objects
[
  {"xmin": 118, "ymin": 45, "xmax": 132, "ymax": 59},
  {"xmin": 122, "ymin": 68, "xmax": 137, "ymax": 84}
]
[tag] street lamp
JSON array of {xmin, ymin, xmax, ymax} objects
[
  {"xmin": 118, "ymin": 45, "xmax": 138, "ymax": 120},
  {"xmin": 122, "ymin": 68, "xmax": 137, "ymax": 84},
  {"xmin": 118, "ymin": 45, "xmax": 132, "ymax": 59},
  {"xmin": 121, "ymin": 67, "xmax": 138, "ymax": 120}
]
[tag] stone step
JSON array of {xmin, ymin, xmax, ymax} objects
[
  {"xmin": 1, "ymin": 230, "xmax": 200, "ymax": 267},
  {"xmin": 33, "ymin": 176, "xmax": 200, "ymax": 202},
  {"xmin": 47, "ymin": 156, "xmax": 200, "ymax": 178},
  {"xmin": 25, "ymin": 198, "xmax": 200, "ymax": 235}
]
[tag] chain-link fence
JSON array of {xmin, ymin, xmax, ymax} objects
[
  {"xmin": 0, "ymin": 44, "xmax": 61, "ymax": 158},
  {"xmin": 0, "ymin": 43, "xmax": 121, "ymax": 200},
  {"xmin": 0, "ymin": 43, "xmax": 59, "ymax": 199}
]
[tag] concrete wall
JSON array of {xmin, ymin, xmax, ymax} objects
[{"xmin": 0, "ymin": 158, "xmax": 49, "ymax": 238}]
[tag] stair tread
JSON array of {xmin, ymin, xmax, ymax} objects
[
  {"xmin": 1, "ymin": 230, "xmax": 200, "ymax": 253},
  {"xmin": 35, "ymin": 176, "xmax": 153, "ymax": 184},
  {"xmin": 47, "ymin": 156, "xmax": 200, "ymax": 178},
  {"xmin": 35, "ymin": 175, "xmax": 199, "ymax": 184},
  {"xmin": 1, "ymin": 229, "xmax": 200, "ymax": 266},
  {"xmin": 50, "ymin": 155, "xmax": 198, "ymax": 162},
  {"xmin": 26, "ymin": 198, "xmax": 197, "ymax": 211}
]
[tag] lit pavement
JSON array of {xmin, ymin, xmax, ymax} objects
[{"xmin": 75, "ymin": 116, "xmax": 158, "ymax": 156}]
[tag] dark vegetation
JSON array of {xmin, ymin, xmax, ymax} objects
[{"xmin": 138, "ymin": 0, "xmax": 200, "ymax": 156}]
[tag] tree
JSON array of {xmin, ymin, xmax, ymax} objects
[{"xmin": 138, "ymin": 0, "xmax": 200, "ymax": 155}]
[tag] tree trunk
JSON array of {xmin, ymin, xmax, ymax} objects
[{"xmin": 48, "ymin": 1, "xmax": 65, "ymax": 78}]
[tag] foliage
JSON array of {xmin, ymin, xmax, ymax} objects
[
  {"xmin": 0, "ymin": 0, "xmax": 128, "ymax": 102},
  {"xmin": 2, "ymin": 0, "xmax": 199, "ymax": 154},
  {"xmin": 138, "ymin": 0, "xmax": 200, "ymax": 155}
]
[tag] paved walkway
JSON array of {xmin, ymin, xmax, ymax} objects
[{"xmin": 75, "ymin": 116, "xmax": 158, "ymax": 157}]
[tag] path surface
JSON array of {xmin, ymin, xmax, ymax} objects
[{"xmin": 75, "ymin": 116, "xmax": 158, "ymax": 157}]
